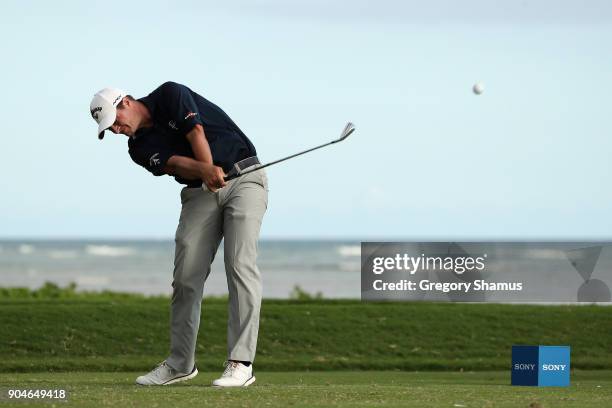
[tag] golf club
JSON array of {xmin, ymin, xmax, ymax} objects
[{"xmin": 223, "ymin": 122, "xmax": 355, "ymax": 182}]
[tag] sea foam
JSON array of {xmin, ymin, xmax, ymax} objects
[{"xmin": 86, "ymin": 245, "xmax": 135, "ymax": 257}]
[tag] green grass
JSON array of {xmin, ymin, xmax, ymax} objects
[
  {"xmin": 1, "ymin": 296, "xmax": 611, "ymax": 372},
  {"xmin": 1, "ymin": 289, "xmax": 609, "ymax": 407},
  {"xmin": 0, "ymin": 371, "xmax": 610, "ymax": 407}
]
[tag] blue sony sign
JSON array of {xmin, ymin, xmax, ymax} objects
[{"xmin": 511, "ymin": 345, "xmax": 570, "ymax": 387}]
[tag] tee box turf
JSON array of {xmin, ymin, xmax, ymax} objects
[{"xmin": 511, "ymin": 345, "xmax": 570, "ymax": 386}]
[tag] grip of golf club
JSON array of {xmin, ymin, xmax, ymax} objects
[{"xmin": 201, "ymin": 175, "xmax": 233, "ymax": 190}]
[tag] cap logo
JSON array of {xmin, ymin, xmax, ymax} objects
[
  {"xmin": 113, "ymin": 95, "xmax": 123, "ymax": 105},
  {"xmin": 90, "ymin": 106, "xmax": 102, "ymax": 120}
]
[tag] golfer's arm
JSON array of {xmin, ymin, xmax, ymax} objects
[
  {"xmin": 185, "ymin": 124, "xmax": 213, "ymax": 164},
  {"xmin": 164, "ymin": 155, "xmax": 206, "ymax": 180}
]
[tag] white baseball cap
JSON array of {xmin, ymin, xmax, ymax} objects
[{"xmin": 89, "ymin": 87, "xmax": 126, "ymax": 139}]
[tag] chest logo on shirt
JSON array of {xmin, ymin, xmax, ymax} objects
[
  {"xmin": 184, "ymin": 112, "xmax": 198, "ymax": 120},
  {"xmin": 168, "ymin": 120, "xmax": 178, "ymax": 130},
  {"xmin": 149, "ymin": 153, "xmax": 161, "ymax": 167}
]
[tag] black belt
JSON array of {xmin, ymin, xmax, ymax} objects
[
  {"xmin": 224, "ymin": 156, "xmax": 260, "ymax": 179},
  {"xmin": 185, "ymin": 156, "xmax": 259, "ymax": 188}
]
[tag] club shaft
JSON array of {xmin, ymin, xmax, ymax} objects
[{"xmin": 224, "ymin": 139, "xmax": 339, "ymax": 181}]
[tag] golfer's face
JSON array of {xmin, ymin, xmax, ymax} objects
[{"xmin": 109, "ymin": 105, "xmax": 137, "ymax": 136}]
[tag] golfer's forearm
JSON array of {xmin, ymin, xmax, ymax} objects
[
  {"xmin": 186, "ymin": 124, "xmax": 213, "ymax": 164},
  {"xmin": 164, "ymin": 155, "xmax": 206, "ymax": 180}
]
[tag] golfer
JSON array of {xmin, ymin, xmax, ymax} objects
[{"xmin": 89, "ymin": 82, "xmax": 268, "ymax": 387}]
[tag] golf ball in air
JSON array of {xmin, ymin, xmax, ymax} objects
[{"xmin": 473, "ymin": 82, "xmax": 484, "ymax": 95}]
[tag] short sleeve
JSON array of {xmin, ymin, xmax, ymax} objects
[
  {"xmin": 159, "ymin": 81, "xmax": 204, "ymax": 134},
  {"xmin": 129, "ymin": 145, "xmax": 172, "ymax": 176}
]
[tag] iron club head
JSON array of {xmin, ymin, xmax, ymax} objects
[{"xmin": 337, "ymin": 122, "xmax": 355, "ymax": 142}]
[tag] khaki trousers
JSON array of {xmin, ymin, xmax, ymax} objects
[{"xmin": 166, "ymin": 166, "xmax": 268, "ymax": 372}]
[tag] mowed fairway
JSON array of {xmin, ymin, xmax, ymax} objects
[{"xmin": 0, "ymin": 371, "xmax": 609, "ymax": 407}]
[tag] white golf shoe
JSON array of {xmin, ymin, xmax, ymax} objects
[
  {"xmin": 212, "ymin": 361, "xmax": 256, "ymax": 387},
  {"xmin": 135, "ymin": 360, "xmax": 198, "ymax": 385}
]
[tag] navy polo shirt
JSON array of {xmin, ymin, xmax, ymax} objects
[{"xmin": 128, "ymin": 81, "xmax": 257, "ymax": 186}]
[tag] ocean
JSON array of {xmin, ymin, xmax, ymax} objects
[{"xmin": 0, "ymin": 240, "xmax": 361, "ymax": 298}]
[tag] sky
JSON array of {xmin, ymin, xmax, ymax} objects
[{"xmin": 1, "ymin": 0, "xmax": 611, "ymax": 240}]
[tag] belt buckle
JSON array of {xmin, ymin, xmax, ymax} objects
[{"xmin": 233, "ymin": 162, "xmax": 243, "ymax": 175}]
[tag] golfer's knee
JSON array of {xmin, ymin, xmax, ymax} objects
[
  {"xmin": 224, "ymin": 255, "xmax": 257, "ymax": 276},
  {"xmin": 174, "ymin": 234, "xmax": 191, "ymax": 252},
  {"xmin": 173, "ymin": 240, "xmax": 205, "ymax": 287},
  {"xmin": 226, "ymin": 264, "xmax": 262, "ymax": 296},
  {"xmin": 172, "ymin": 266, "xmax": 202, "ymax": 295}
]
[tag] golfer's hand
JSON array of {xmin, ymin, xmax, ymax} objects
[{"xmin": 202, "ymin": 164, "xmax": 227, "ymax": 192}]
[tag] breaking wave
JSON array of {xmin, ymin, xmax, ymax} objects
[
  {"xmin": 337, "ymin": 245, "xmax": 360, "ymax": 257},
  {"xmin": 86, "ymin": 245, "xmax": 135, "ymax": 257}
]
